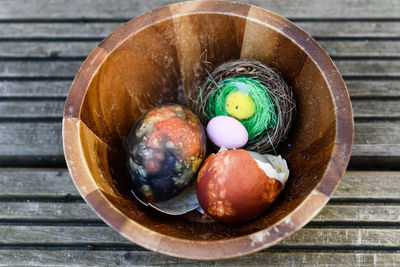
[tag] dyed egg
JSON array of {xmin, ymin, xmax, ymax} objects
[
  {"xmin": 127, "ymin": 104, "xmax": 206, "ymax": 203},
  {"xmin": 196, "ymin": 149, "xmax": 288, "ymax": 223},
  {"xmin": 206, "ymin": 116, "xmax": 248, "ymax": 149},
  {"xmin": 225, "ymin": 91, "xmax": 256, "ymax": 120}
]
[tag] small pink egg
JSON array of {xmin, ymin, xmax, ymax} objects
[{"xmin": 206, "ymin": 116, "xmax": 248, "ymax": 149}]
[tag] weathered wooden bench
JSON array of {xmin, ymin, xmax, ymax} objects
[{"xmin": 1, "ymin": 0, "xmax": 399, "ymax": 265}]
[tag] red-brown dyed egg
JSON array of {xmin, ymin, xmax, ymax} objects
[{"xmin": 196, "ymin": 149, "xmax": 283, "ymax": 223}]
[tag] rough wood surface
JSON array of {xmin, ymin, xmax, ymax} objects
[
  {"xmin": 314, "ymin": 204, "xmax": 400, "ymax": 222},
  {"xmin": 0, "ymin": 81, "xmax": 71, "ymax": 98},
  {"xmin": 1, "ymin": 41, "xmax": 399, "ymax": 59},
  {"xmin": 1, "ymin": 60, "xmax": 397, "ymax": 78},
  {"xmin": 2, "ymin": 225, "xmax": 399, "ymax": 248},
  {"xmin": 333, "ymin": 171, "xmax": 400, "ymax": 200},
  {"xmin": 335, "ymin": 60, "xmax": 400, "ymax": 77},
  {"xmin": 355, "ymin": 122, "xmax": 400, "ymax": 145},
  {"xmin": 0, "ymin": 169, "xmax": 76, "ymax": 197},
  {"xmin": 0, "ymin": 202, "xmax": 96, "ymax": 221},
  {"xmin": 297, "ymin": 22, "xmax": 400, "ymax": 38},
  {"xmin": 352, "ymin": 100, "xmax": 400, "ymax": 119},
  {"xmin": 0, "ymin": 100, "xmax": 64, "ymax": 118},
  {"xmin": 0, "ymin": 23, "xmax": 120, "ymax": 39},
  {"xmin": 1, "ymin": 99, "xmax": 398, "ymax": 119},
  {"xmin": 0, "ymin": 250, "xmax": 398, "ymax": 266},
  {"xmin": 1, "ymin": 0, "xmax": 399, "ymax": 19},
  {"xmin": 2, "ymin": 201, "xmax": 400, "ymax": 223},
  {"xmin": 345, "ymin": 81, "xmax": 400, "ymax": 98},
  {"xmin": 0, "ymin": 0, "xmax": 399, "ymax": 264},
  {"xmin": 1, "ymin": 80, "xmax": 398, "ymax": 98},
  {"xmin": 0, "ymin": 61, "xmax": 79, "ymax": 78},
  {"xmin": 2, "ymin": 22, "xmax": 400, "ymax": 39},
  {"xmin": 2, "ymin": 169, "xmax": 399, "ymax": 200},
  {"xmin": 351, "ymin": 144, "xmax": 400, "ymax": 157},
  {"xmin": 0, "ymin": 42, "xmax": 98, "ymax": 58},
  {"xmin": 1, "ymin": 121, "xmax": 398, "ymax": 160},
  {"xmin": 320, "ymin": 41, "xmax": 400, "ymax": 57},
  {"xmin": 0, "ymin": 122, "xmax": 62, "ymax": 157}
]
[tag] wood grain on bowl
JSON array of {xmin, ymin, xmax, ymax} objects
[{"xmin": 63, "ymin": 0, "xmax": 353, "ymax": 260}]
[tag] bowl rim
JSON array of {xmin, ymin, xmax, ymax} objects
[{"xmin": 62, "ymin": 0, "xmax": 354, "ymax": 260}]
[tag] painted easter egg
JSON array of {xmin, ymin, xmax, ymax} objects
[
  {"xmin": 206, "ymin": 116, "xmax": 248, "ymax": 149},
  {"xmin": 127, "ymin": 104, "xmax": 206, "ymax": 203},
  {"xmin": 196, "ymin": 149, "xmax": 289, "ymax": 223}
]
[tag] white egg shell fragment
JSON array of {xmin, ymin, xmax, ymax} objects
[
  {"xmin": 133, "ymin": 181, "xmax": 200, "ymax": 216},
  {"xmin": 248, "ymin": 151, "xmax": 289, "ymax": 186}
]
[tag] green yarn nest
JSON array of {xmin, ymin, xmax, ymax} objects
[
  {"xmin": 205, "ymin": 76, "xmax": 277, "ymax": 144},
  {"xmin": 190, "ymin": 59, "xmax": 296, "ymax": 153}
]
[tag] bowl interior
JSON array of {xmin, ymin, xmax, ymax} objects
[{"xmin": 64, "ymin": 1, "xmax": 346, "ymax": 257}]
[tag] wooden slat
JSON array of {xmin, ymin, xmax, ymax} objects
[
  {"xmin": 2, "ymin": 22, "xmax": 400, "ymax": 39},
  {"xmin": 0, "ymin": 202, "xmax": 95, "ymax": 221},
  {"xmin": 1, "ymin": 99, "xmax": 398, "ymax": 119},
  {"xmin": 1, "ymin": 0, "xmax": 400, "ymax": 19},
  {"xmin": 0, "ymin": 60, "xmax": 398, "ymax": 78},
  {"xmin": 0, "ymin": 23, "xmax": 120, "ymax": 39},
  {"xmin": 0, "ymin": 169, "xmax": 76, "ymax": 198},
  {"xmin": 0, "ymin": 61, "xmax": 79, "ymax": 78},
  {"xmin": 0, "ymin": 225, "xmax": 129, "ymax": 245},
  {"xmin": 354, "ymin": 118, "xmax": 398, "ymax": 165},
  {"xmin": 2, "ymin": 201, "xmax": 400, "ymax": 223},
  {"xmin": 0, "ymin": 122, "xmax": 62, "ymax": 157},
  {"xmin": 1, "ymin": 80, "xmax": 399, "ymax": 98},
  {"xmin": 279, "ymin": 228, "xmax": 399, "ymax": 247},
  {"xmin": 1, "ymin": 225, "xmax": 399, "ymax": 248},
  {"xmin": 335, "ymin": 60, "xmax": 400, "ymax": 77},
  {"xmin": 0, "ymin": 81, "xmax": 71, "ymax": 98},
  {"xmin": 0, "ymin": 100, "xmax": 64, "ymax": 118},
  {"xmin": 2, "ymin": 41, "xmax": 400, "ymax": 60},
  {"xmin": 314, "ymin": 204, "xmax": 400, "ymax": 222},
  {"xmin": 355, "ymin": 122, "xmax": 400, "ymax": 145},
  {"xmin": 351, "ymin": 144, "xmax": 400, "ymax": 157},
  {"xmin": 345, "ymin": 81, "xmax": 400, "ymax": 98},
  {"xmin": 320, "ymin": 41, "xmax": 400, "ymax": 57},
  {"xmin": 1, "ymin": 169, "xmax": 399, "ymax": 200},
  {"xmin": 0, "ymin": 250, "xmax": 398, "ymax": 266},
  {"xmin": 0, "ymin": 42, "xmax": 98, "ymax": 58},
  {"xmin": 352, "ymin": 100, "xmax": 400, "ymax": 119},
  {"xmin": 297, "ymin": 22, "xmax": 400, "ymax": 38},
  {"xmin": 333, "ymin": 171, "xmax": 400, "ymax": 200},
  {"xmin": 0, "ymin": 121, "xmax": 399, "ymax": 161}
]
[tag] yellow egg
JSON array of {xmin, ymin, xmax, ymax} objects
[{"xmin": 225, "ymin": 91, "xmax": 256, "ymax": 120}]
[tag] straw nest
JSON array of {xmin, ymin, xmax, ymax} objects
[{"xmin": 189, "ymin": 59, "xmax": 296, "ymax": 153}]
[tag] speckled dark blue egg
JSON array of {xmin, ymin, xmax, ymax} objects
[{"xmin": 126, "ymin": 104, "xmax": 206, "ymax": 203}]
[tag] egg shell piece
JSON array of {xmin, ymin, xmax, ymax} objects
[
  {"xmin": 147, "ymin": 181, "xmax": 199, "ymax": 215},
  {"xmin": 247, "ymin": 151, "xmax": 289, "ymax": 186},
  {"xmin": 206, "ymin": 116, "xmax": 248, "ymax": 149},
  {"xmin": 265, "ymin": 154, "xmax": 290, "ymax": 184},
  {"xmin": 196, "ymin": 149, "xmax": 283, "ymax": 223}
]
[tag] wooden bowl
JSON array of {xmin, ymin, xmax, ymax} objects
[{"xmin": 63, "ymin": 0, "xmax": 353, "ymax": 260}]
